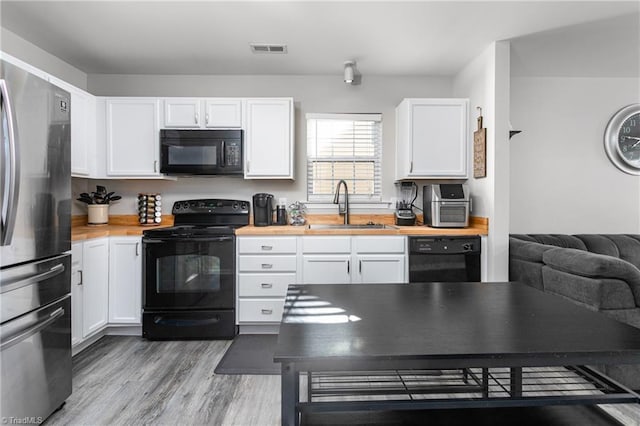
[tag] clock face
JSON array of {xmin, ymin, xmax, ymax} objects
[
  {"xmin": 617, "ymin": 112, "xmax": 640, "ymax": 167},
  {"xmin": 604, "ymin": 104, "xmax": 640, "ymax": 175}
]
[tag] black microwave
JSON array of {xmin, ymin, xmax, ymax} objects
[{"xmin": 160, "ymin": 129, "xmax": 243, "ymax": 175}]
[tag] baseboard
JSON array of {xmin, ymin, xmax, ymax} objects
[
  {"xmin": 239, "ymin": 324, "xmax": 279, "ymax": 334},
  {"xmin": 72, "ymin": 325, "xmax": 142, "ymax": 356}
]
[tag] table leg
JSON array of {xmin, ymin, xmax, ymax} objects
[
  {"xmin": 510, "ymin": 367, "xmax": 523, "ymax": 398},
  {"xmin": 281, "ymin": 362, "xmax": 299, "ymax": 426},
  {"xmin": 482, "ymin": 368, "xmax": 489, "ymax": 398}
]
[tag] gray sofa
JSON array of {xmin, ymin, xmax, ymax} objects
[{"xmin": 509, "ymin": 234, "xmax": 640, "ymax": 389}]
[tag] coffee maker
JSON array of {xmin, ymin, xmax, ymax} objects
[{"xmin": 252, "ymin": 193, "xmax": 274, "ymax": 226}]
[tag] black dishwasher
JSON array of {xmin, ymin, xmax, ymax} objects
[{"xmin": 408, "ymin": 236, "xmax": 481, "ymax": 282}]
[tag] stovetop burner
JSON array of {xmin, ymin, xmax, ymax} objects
[{"xmin": 142, "ymin": 199, "xmax": 250, "ymax": 239}]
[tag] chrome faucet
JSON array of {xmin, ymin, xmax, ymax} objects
[{"xmin": 333, "ymin": 179, "xmax": 349, "ymax": 224}]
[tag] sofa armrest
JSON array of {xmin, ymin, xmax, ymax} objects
[
  {"xmin": 543, "ymin": 248, "xmax": 640, "ymax": 306},
  {"xmin": 510, "ymin": 238, "xmax": 554, "ymax": 263}
]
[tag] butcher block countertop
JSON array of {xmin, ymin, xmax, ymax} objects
[
  {"xmin": 71, "ymin": 215, "xmax": 174, "ymax": 241},
  {"xmin": 235, "ymin": 215, "xmax": 488, "ymax": 236},
  {"xmin": 72, "ymin": 214, "xmax": 488, "ymax": 241}
]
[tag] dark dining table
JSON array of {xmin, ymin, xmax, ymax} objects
[{"xmin": 274, "ymin": 282, "xmax": 640, "ymax": 426}]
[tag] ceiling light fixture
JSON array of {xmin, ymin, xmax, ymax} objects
[{"xmin": 344, "ymin": 61, "xmax": 355, "ymax": 84}]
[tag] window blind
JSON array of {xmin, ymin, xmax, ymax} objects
[{"xmin": 306, "ymin": 114, "xmax": 382, "ymax": 201}]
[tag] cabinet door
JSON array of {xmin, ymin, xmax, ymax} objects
[
  {"xmin": 396, "ymin": 99, "xmax": 468, "ymax": 179},
  {"xmin": 71, "ymin": 242, "xmax": 84, "ymax": 346},
  {"xmin": 409, "ymin": 99, "xmax": 468, "ymax": 178},
  {"xmin": 355, "ymin": 255, "xmax": 405, "ymax": 284},
  {"xmin": 204, "ymin": 99, "xmax": 242, "ymax": 128},
  {"xmin": 302, "ymin": 255, "xmax": 351, "ymax": 284},
  {"xmin": 82, "ymin": 238, "xmax": 109, "ymax": 337},
  {"xmin": 245, "ymin": 98, "xmax": 293, "ymax": 179},
  {"xmin": 164, "ymin": 98, "xmax": 201, "ymax": 128},
  {"xmin": 48, "ymin": 77, "xmax": 96, "ymax": 177},
  {"xmin": 106, "ymin": 98, "xmax": 160, "ymax": 176},
  {"xmin": 108, "ymin": 237, "xmax": 142, "ymax": 324}
]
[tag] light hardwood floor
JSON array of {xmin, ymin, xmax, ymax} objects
[
  {"xmin": 47, "ymin": 336, "xmax": 640, "ymax": 425},
  {"xmin": 47, "ymin": 336, "xmax": 281, "ymax": 426}
]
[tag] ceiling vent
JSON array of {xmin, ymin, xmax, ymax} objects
[{"xmin": 250, "ymin": 43, "xmax": 288, "ymax": 54}]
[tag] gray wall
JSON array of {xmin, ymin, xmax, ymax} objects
[
  {"xmin": 86, "ymin": 74, "xmax": 453, "ymax": 215},
  {"xmin": 1, "ymin": 28, "xmax": 87, "ymax": 89},
  {"xmin": 510, "ymin": 76, "xmax": 640, "ymax": 234}
]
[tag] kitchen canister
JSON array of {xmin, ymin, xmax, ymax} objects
[{"xmin": 138, "ymin": 193, "xmax": 162, "ymax": 225}]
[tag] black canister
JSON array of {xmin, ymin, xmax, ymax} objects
[
  {"xmin": 252, "ymin": 193, "xmax": 274, "ymax": 226},
  {"xmin": 276, "ymin": 205, "xmax": 288, "ymax": 225}
]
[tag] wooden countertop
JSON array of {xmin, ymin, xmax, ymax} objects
[
  {"xmin": 72, "ymin": 214, "xmax": 488, "ymax": 240},
  {"xmin": 71, "ymin": 215, "xmax": 174, "ymax": 241}
]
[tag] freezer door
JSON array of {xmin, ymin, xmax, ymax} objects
[
  {"xmin": 0, "ymin": 59, "xmax": 71, "ymax": 268},
  {"xmin": 0, "ymin": 253, "xmax": 71, "ymax": 323},
  {"xmin": 0, "ymin": 295, "xmax": 72, "ymax": 422}
]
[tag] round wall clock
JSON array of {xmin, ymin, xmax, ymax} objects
[{"xmin": 604, "ymin": 104, "xmax": 640, "ymax": 175}]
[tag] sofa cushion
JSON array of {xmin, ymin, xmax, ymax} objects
[
  {"xmin": 574, "ymin": 235, "xmax": 620, "ymax": 258},
  {"xmin": 543, "ymin": 247, "xmax": 640, "ymax": 305},
  {"xmin": 605, "ymin": 235, "xmax": 640, "ymax": 270}
]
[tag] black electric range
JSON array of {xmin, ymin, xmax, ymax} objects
[{"xmin": 141, "ymin": 199, "xmax": 249, "ymax": 340}]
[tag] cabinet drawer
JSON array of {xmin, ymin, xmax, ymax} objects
[
  {"xmin": 353, "ymin": 236, "xmax": 406, "ymax": 254},
  {"xmin": 238, "ymin": 274, "xmax": 294, "ymax": 297},
  {"xmin": 238, "ymin": 255, "xmax": 297, "ymax": 272},
  {"xmin": 238, "ymin": 299, "xmax": 285, "ymax": 323},
  {"xmin": 238, "ymin": 237, "xmax": 297, "ymax": 254},
  {"xmin": 302, "ymin": 236, "xmax": 351, "ymax": 254}
]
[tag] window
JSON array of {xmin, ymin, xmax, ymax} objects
[{"xmin": 306, "ymin": 113, "xmax": 382, "ymax": 202}]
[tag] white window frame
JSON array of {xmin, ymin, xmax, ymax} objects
[{"xmin": 306, "ymin": 113, "xmax": 382, "ymax": 203}]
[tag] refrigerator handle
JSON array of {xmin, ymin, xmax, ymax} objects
[
  {"xmin": 0, "ymin": 79, "xmax": 21, "ymax": 247},
  {"xmin": 0, "ymin": 308, "xmax": 65, "ymax": 351}
]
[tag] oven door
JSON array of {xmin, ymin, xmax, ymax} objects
[{"xmin": 143, "ymin": 235, "xmax": 235, "ymax": 309}]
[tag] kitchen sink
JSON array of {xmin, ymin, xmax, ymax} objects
[{"xmin": 307, "ymin": 224, "xmax": 397, "ymax": 230}]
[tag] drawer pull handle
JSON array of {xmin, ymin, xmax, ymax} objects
[
  {"xmin": 261, "ymin": 309, "xmax": 273, "ymax": 315},
  {"xmin": 261, "ymin": 245, "xmax": 273, "ymax": 251},
  {"xmin": 261, "ymin": 283, "xmax": 273, "ymax": 288},
  {"xmin": 261, "ymin": 263, "xmax": 273, "ymax": 269}
]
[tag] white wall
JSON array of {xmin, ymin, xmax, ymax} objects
[
  {"xmin": 85, "ymin": 74, "xmax": 453, "ymax": 215},
  {"xmin": 453, "ymin": 41, "xmax": 511, "ymax": 281},
  {"xmin": 510, "ymin": 77, "xmax": 640, "ymax": 234},
  {"xmin": 1, "ymin": 28, "xmax": 87, "ymax": 89}
]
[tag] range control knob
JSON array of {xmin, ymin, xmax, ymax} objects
[
  {"xmin": 240, "ymin": 202, "xmax": 248, "ymax": 210},
  {"xmin": 462, "ymin": 243, "xmax": 473, "ymax": 251},
  {"xmin": 232, "ymin": 202, "xmax": 239, "ymax": 210}
]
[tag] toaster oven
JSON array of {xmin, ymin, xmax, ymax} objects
[{"xmin": 423, "ymin": 184, "xmax": 470, "ymax": 228}]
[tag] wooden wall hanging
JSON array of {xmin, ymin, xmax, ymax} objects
[{"xmin": 473, "ymin": 107, "xmax": 487, "ymax": 178}]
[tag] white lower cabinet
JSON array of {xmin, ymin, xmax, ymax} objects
[
  {"xmin": 71, "ymin": 236, "xmax": 143, "ymax": 350},
  {"xmin": 108, "ymin": 237, "xmax": 142, "ymax": 324},
  {"xmin": 237, "ymin": 237, "xmax": 298, "ymax": 325},
  {"xmin": 236, "ymin": 235, "xmax": 407, "ymax": 326},
  {"xmin": 71, "ymin": 243, "xmax": 84, "ymax": 346},
  {"xmin": 81, "ymin": 238, "xmax": 109, "ymax": 337},
  {"xmin": 302, "ymin": 236, "xmax": 406, "ymax": 284}
]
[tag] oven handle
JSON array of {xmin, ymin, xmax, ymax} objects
[
  {"xmin": 143, "ymin": 236, "xmax": 234, "ymax": 243},
  {"xmin": 153, "ymin": 315, "xmax": 221, "ymax": 326}
]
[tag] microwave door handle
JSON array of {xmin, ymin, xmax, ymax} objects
[
  {"xmin": 0, "ymin": 79, "xmax": 20, "ymax": 247},
  {"xmin": 221, "ymin": 140, "xmax": 226, "ymax": 167}
]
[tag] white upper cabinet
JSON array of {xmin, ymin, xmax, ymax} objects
[
  {"xmin": 48, "ymin": 76, "xmax": 97, "ymax": 177},
  {"xmin": 106, "ymin": 98, "xmax": 161, "ymax": 176},
  {"xmin": 395, "ymin": 98, "xmax": 469, "ymax": 180},
  {"xmin": 163, "ymin": 98, "xmax": 242, "ymax": 128},
  {"xmin": 204, "ymin": 99, "xmax": 242, "ymax": 128},
  {"xmin": 164, "ymin": 98, "xmax": 201, "ymax": 128},
  {"xmin": 244, "ymin": 98, "xmax": 294, "ymax": 179}
]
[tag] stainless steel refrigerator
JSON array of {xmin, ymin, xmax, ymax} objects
[{"xmin": 1, "ymin": 59, "xmax": 72, "ymax": 421}]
